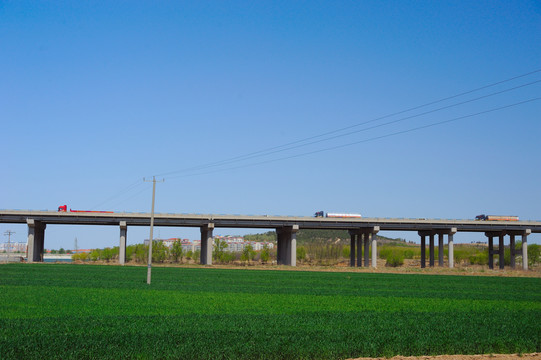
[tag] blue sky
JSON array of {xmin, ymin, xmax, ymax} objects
[{"xmin": 1, "ymin": 1, "xmax": 540, "ymax": 249}]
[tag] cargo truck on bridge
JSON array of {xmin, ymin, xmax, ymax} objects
[
  {"xmin": 475, "ymin": 214, "xmax": 519, "ymax": 221},
  {"xmin": 314, "ymin": 211, "xmax": 362, "ymax": 218},
  {"xmin": 58, "ymin": 205, "xmax": 113, "ymax": 214}
]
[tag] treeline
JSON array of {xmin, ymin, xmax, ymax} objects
[
  {"xmin": 244, "ymin": 229, "xmax": 401, "ymax": 245},
  {"xmin": 295, "ymin": 242, "xmax": 541, "ymax": 267},
  {"xmin": 47, "ymin": 248, "xmax": 73, "ymax": 254},
  {"xmin": 72, "ymin": 236, "xmax": 540, "ymax": 268},
  {"xmin": 71, "ymin": 241, "xmax": 201, "ymax": 264},
  {"xmin": 373, "ymin": 242, "xmax": 541, "ymax": 267},
  {"xmin": 72, "ymin": 239, "xmax": 271, "ymax": 265}
]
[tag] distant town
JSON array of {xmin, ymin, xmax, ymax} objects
[{"xmin": 1, "ymin": 235, "xmax": 274, "ymax": 255}]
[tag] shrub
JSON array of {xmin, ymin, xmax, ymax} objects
[
  {"xmin": 240, "ymin": 245, "xmax": 256, "ymax": 263},
  {"xmin": 342, "ymin": 245, "xmax": 350, "ymax": 259},
  {"xmin": 220, "ymin": 252, "xmax": 237, "ymax": 264},
  {"xmin": 260, "ymin": 244, "xmax": 270, "ymax": 263},
  {"xmin": 90, "ymin": 250, "xmax": 100, "ymax": 262},
  {"xmin": 385, "ymin": 252, "xmax": 404, "ymax": 267},
  {"xmin": 528, "ymin": 244, "xmax": 540, "ymax": 266},
  {"xmin": 469, "ymin": 251, "xmax": 488, "ymax": 265},
  {"xmin": 403, "ymin": 249, "xmax": 414, "ymax": 259},
  {"xmin": 454, "ymin": 249, "xmax": 471, "ymax": 264},
  {"xmin": 193, "ymin": 250, "xmax": 200, "ymax": 263},
  {"xmin": 296, "ymin": 246, "xmax": 307, "ymax": 262},
  {"xmin": 71, "ymin": 252, "xmax": 89, "ymax": 262}
]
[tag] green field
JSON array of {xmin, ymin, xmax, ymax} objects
[{"xmin": 0, "ymin": 264, "xmax": 540, "ymax": 359}]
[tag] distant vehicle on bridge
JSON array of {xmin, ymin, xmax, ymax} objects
[
  {"xmin": 314, "ymin": 211, "xmax": 362, "ymax": 218},
  {"xmin": 475, "ymin": 214, "xmax": 519, "ymax": 221},
  {"xmin": 58, "ymin": 205, "xmax": 114, "ymax": 214}
]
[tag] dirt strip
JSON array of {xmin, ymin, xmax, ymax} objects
[{"xmin": 350, "ymin": 353, "xmax": 541, "ymax": 360}]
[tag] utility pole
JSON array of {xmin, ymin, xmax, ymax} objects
[
  {"xmin": 143, "ymin": 176, "xmax": 164, "ymax": 285},
  {"xmin": 4, "ymin": 230, "xmax": 15, "ymax": 263}
]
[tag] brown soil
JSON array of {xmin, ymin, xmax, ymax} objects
[
  {"xmin": 155, "ymin": 258, "xmax": 541, "ymax": 277},
  {"xmin": 350, "ymin": 354, "xmax": 541, "ymax": 360},
  {"xmin": 72, "ymin": 258, "xmax": 541, "ymax": 277}
]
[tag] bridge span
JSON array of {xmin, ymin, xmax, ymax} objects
[{"xmin": 1, "ymin": 210, "xmax": 540, "ymax": 270}]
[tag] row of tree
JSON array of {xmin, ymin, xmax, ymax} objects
[
  {"xmin": 71, "ymin": 239, "xmax": 269, "ymax": 265},
  {"xmin": 71, "ymin": 235, "xmax": 540, "ymax": 268}
]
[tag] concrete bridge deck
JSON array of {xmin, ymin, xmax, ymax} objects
[
  {"xmin": 1, "ymin": 210, "xmax": 539, "ymax": 269},
  {"xmin": 2, "ymin": 209, "xmax": 540, "ymax": 232}
]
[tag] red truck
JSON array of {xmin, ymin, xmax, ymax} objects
[{"xmin": 58, "ymin": 205, "xmax": 113, "ymax": 213}]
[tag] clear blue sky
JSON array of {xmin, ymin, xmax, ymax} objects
[{"xmin": 1, "ymin": 1, "xmax": 540, "ymax": 249}]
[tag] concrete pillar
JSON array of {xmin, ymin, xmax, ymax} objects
[
  {"xmin": 429, "ymin": 233, "xmax": 435, "ymax": 267},
  {"xmin": 509, "ymin": 234, "xmax": 516, "ymax": 269},
  {"xmin": 499, "ymin": 234, "xmax": 505, "ymax": 270},
  {"xmin": 371, "ymin": 227, "xmax": 379, "ymax": 268},
  {"xmin": 522, "ymin": 229, "xmax": 531, "ymax": 270},
  {"xmin": 364, "ymin": 232, "xmax": 370, "ymax": 267},
  {"xmin": 276, "ymin": 230, "xmax": 281, "ymax": 264},
  {"xmin": 276, "ymin": 229, "xmax": 284, "ymax": 265},
  {"xmin": 448, "ymin": 228, "xmax": 457, "ymax": 268},
  {"xmin": 349, "ymin": 231, "xmax": 356, "ymax": 267},
  {"xmin": 289, "ymin": 226, "xmax": 297, "ymax": 267},
  {"xmin": 438, "ymin": 233, "xmax": 444, "ymax": 267},
  {"xmin": 277, "ymin": 225, "xmax": 298, "ymax": 266},
  {"xmin": 119, "ymin": 221, "xmax": 127, "ymax": 265},
  {"xmin": 488, "ymin": 235, "xmax": 494, "ymax": 269},
  {"xmin": 200, "ymin": 223, "xmax": 214, "ymax": 265},
  {"xmin": 357, "ymin": 233, "xmax": 363, "ymax": 267},
  {"xmin": 27, "ymin": 219, "xmax": 46, "ymax": 263},
  {"xmin": 27, "ymin": 219, "xmax": 36, "ymax": 262},
  {"xmin": 359, "ymin": 233, "xmax": 366, "ymax": 267},
  {"xmin": 420, "ymin": 233, "xmax": 426, "ymax": 268}
]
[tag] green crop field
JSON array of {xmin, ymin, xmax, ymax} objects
[{"xmin": 0, "ymin": 264, "xmax": 540, "ymax": 359}]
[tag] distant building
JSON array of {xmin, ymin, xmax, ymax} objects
[
  {"xmin": 0, "ymin": 242, "xmax": 27, "ymax": 253},
  {"xmin": 214, "ymin": 235, "xmax": 274, "ymax": 252},
  {"xmin": 145, "ymin": 236, "xmax": 274, "ymax": 253}
]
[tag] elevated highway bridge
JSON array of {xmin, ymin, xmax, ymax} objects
[{"xmin": 1, "ymin": 210, "xmax": 539, "ymax": 270}]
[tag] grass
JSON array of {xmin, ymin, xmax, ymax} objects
[{"xmin": 0, "ymin": 263, "xmax": 540, "ymax": 359}]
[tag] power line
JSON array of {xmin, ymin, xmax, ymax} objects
[
  {"xmin": 165, "ymin": 79, "xmax": 540, "ymax": 175},
  {"xmin": 166, "ymin": 97, "xmax": 540, "ymax": 180},
  {"xmin": 90, "ymin": 69, "xmax": 540, "ymax": 208},
  {"xmin": 156, "ymin": 69, "xmax": 541, "ymax": 177},
  {"xmin": 107, "ymin": 183, "xmax": 152, "ymax": 210},
  {"xmin": 89, "ymin": 180, "xmax": 145, "ymax": 210}
]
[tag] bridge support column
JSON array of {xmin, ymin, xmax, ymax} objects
[
  {"xmin": 277, "ymin": 225, "xmax": 298, "ymax": 266},
  {"xmin": 276, "ymin": 229, "xmax": 285, "ymax": 265},
  {"xmin": 200, "ymin": 223, "xmax": 214, "ymax": 265},
  {"xmin": 499, "ymin": 234, "xmax": 505, "ymax": 270},
  {"xmin": 487, "ymin": 234, "xmax": 494, "ymax": 269},
  {"xmin": 289, "ymin": 226, "xmax": 298, "ymax": 266},
  {"xmin": 370, "ymin": 227, "xmax": 379, "ymax": 268},
  {"xmin": 357, "ymin": 233, "xmax": 364, "ymax": 267},
  {"xmin": 364, "ymin": 232, "xmax": 370, "ymax": 267},
  {"xmin": 485, "ymin": 232, "xmax": 505, "ymax": 270},
  {"xmin": 448, "ymin": 228, "xmax": 457, "ymax": 268},
  {"xmin": 349, "ymin": 231, "xmax": 356, "ymax": 267},
  {"xmin": 276, "ymin": 231, "xmax": 282, "ymax": 264},
  {"xmin": 27, "ymin": 219, "xmax": 46, "ymax": 263},
  {"xmin": 438, "ymin": 233, "xmax": 444, "ymax": 267},
  {"xmin": 429, "ymin": 233, "xmax": 435, "ymax": 267},
  {"xmin": 419, "ymin": 232, "xmax": 427, "ymax": 268},
  {"xmin": 119, "ymin": 222, "xmax": 127, "ymax": 265},
  {"xmin": 509, "ymin": 234, "xmax": 516, "ymax": 269},
  {"xmin": 362, "ymin": 233, "xmax": 370, "ymax": 268},
  {"xmin": 522, "ymin": 229, "xmax": 531, "ymax": 270}
]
